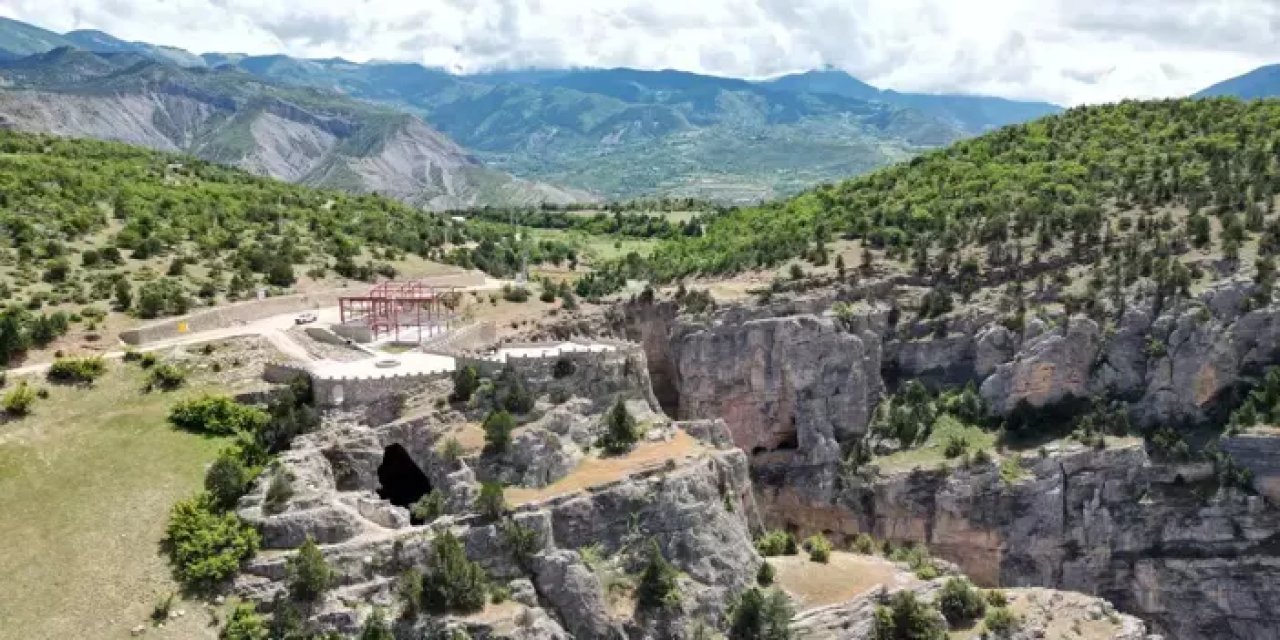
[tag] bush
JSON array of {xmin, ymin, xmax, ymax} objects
[
  {"xmin": 358, "ymin": 608, "xmax": 393, "ymax": 640},
  {"xmin": 501, "ymin": 285, "xmax": 530, "ymax": 302},
  {"xmin": 397, "ymin": 568, "xmax": 424, "ymax": 618},
  {"xmin": 985, "ymin": 589, "xmax": 1009, "ymax": 607},
  {"xmin": 139, "ymin": 352, "xmax": 158, "ymax": 368},
  {"xmin": 441, "ymin": 437, "xmax": 465, "ymax": 464},
  {"xmin": 636, "ymin": 539, "xmax": 681, "ymax": 610},
  {"xmin": 264, "ymin": 466, "xmax": 294, "ymax": 514},
  {"xmin": 872, "ymin": 591, "xmax": 946, "ymax": 640},
  {"xmin": 2, "ymin": 382, "xmax": 37, "ymax": 417},
  {"xmin": 450, "ymin": 365, "xmax": 478, "ymax": 402},
  {"xmin": 421, "ymin": 531, "xmax": 488, "ymax": 614},
  {"xmin": 983, "ymin": 606, "xmax": 1020, "ymax": 638},
  {"xmin": 756, "ymin": 561, "xmax": 775, "ymax": 586},
  {"xmin": 805, "ymin": 534, "xmax": 832, "ymax": 563},
  {"xmin": 852, "ymin": 533, "xmax": 877, "ymax": 555},
  {"xmin": 169, "ymin": 395, "xmax": 270, "ymax": 436},
  {"xmin": 494, "ymin": 368, "xmax": 533, "ymax": 414},
  {"xmin": 474, "ymin": 481, "xmax": 508, "ymax": 521},
  {"xmin": 937, "ymin": 577, "xmax": 987, "ymax": 625},
  {"xmin": 552, "ymin": 358, "xmax": 576, "ymax": 379},
  {"xmin": 728, "ymin": 587, "xmax": 793, "ymax": 640},
  {"xmin": 482, "ymin": 410, "xmax": 516, "ymax": 453},
  {"xmin": 205, "ymin": 449, "xmax": 253, "ymax": 509},
  {"xmin": 46, "ymin": 356, "xmax": 107, "ymax": 384},
  {"xmin": 943, "ymin": 434, "xmax": 969, "ymax": 459},
  {"xmin": 411, "ymin": 490, "xmax": 444, "ymax": 523},
  {"xmin": 596, "ymin": 400, "xmax": 639, "ymax": 455},
  {"xmin": 281, "ymin": 540, "xmax": 333, "ymax": 607},
  {"xmin": 219, "ymin": 603, "xmax": 268, "ymax": 640},
  {"xmin": 148, "ymin": 363, "xmax": 188, "ymax": 390},
  {"xmin": 166, "ymin": 494, "xmax": 260, "ymax": 592},
  {"xmin": 755, "ymin": 530, "xmax": 799, "ymax": 556}
]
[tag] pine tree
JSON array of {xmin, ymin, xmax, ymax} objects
[{"xmin": 597, "ymin": 400, "xmax": 639, "ymax": 455}]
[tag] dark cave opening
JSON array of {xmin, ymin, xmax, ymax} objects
[{"xmin": 376, "ymin": 444, "xmax": 432, "ymax": 510}]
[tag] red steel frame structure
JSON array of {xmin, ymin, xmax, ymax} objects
[{"xmin": 338, "ymin": 281, "xmax": 457, "ymax": 343}]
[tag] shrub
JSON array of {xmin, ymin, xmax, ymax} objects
[
  {"xmin": 872, "ymin": 591, "xmax": 946, "ymax": 640},
  {"xmin": 756, "ymin": 561, "xmax": 775, "ymax": 586},
  {"xmin": 148, "ymin": 363, "xmax": 188, "ymax": 390},
  {"xmin": 358, "ymin": 608, "xmax": 393, "ymax": 640},
  {"xmin": 501, "ymin": 285, "xmax": 530, "ymax": 302},
  {"xmin": 421, "ymin": 531, "xmax": 488, "ymax": 614},
  {"xmin": 441, "ymin": 437, "xmax": 465, "ymax": 464},
  {"xmin": 728, "ymin": 587, "xmax": 793, "ymax": 640},
  {"xmin": 168, "ymin": 395, "xmax": 270, "ymax": 436},
  {"xmin": 205, "ymin": 449, "xmax": 253, "ymax": 509},
  {"xmin": 139, "ymin": 352, "xmax": 158, "ymax": 368},
  {"xmin": 482, "ymin": 410, "xmax": 516, "ymax": 453},
  {"xmin": 985, "ymin": 589, "xmax": 1009, "ymax": 607},
  {"xmin": 805, "ymin": 534, "xmax": 832, "ymax": 563},
  {"xmin": 2, "ymin": 382, "xmax": 37, "ymax": 417},
  {"xmin": 264, "ymin": 466, "xmax": 294, "ymax": 514},
  {"xmin": 411, "ymin": 490, "xmax": 444, "ymax": 523},
  {"xmin": 151, "ymin": 591, "xmax": 175, "ymax": 623},
  {"xmin": 755, "ymin": 530, "xmax": 799, "ymax": 556},
  {"xmin": 983, "ymin": 606, "xmax": 1020, "ymax": 638},
  {"xmin": 552, "ymin": 358, "xmax": 576, "ymax": 379},
  {"xmin": 122, "ymin": 350, "xmax": 142, "ymax": 362},
  {"xmin": 943, "ymin": 434, "xmax": 969, "ymax": 459},
  {"xmin": 852, "ymin": 533, "xmax": 877, "ymax": 555},
  {"xmin": 494, "ymin": 368, "xmax": 533, "ymax": 414},
  {"xmin": 475, "ymin": 481, "xmax": 508, "ymax": 521},
  {"xmin": 937, "ymin": 577, "xmax": 987, "ymax": 625},
  {"xmin": 219, "ymin": 603, "xmax": 268, "ymax": 640},
  {"xmin": 397, "ymin": 568, "xmax": 424, "ymax": 618},
  {"xmin": 502, "ymin": 519, "xmax": 542, "ymax": 569},
  {"xmin": 636, "ymin": 539, "xmax": 681, "ymax": 610},
  {"xmin": 166, "ymin": 494, "xmax": 260, "ymax": 592},
  {"xmin": 46, "ymin": 356, "xmax": 107, "ymax": 384},
  {"xmin": 450, "ymin": 365, "xmax": 479, "ymax": 402},
  {"xmin": 596, "ymin": 399, "xmax": 639, "ymax": 455},
  {"xmin": 288, "ymin": 536, "xmax": 336, "ymax": 601}
]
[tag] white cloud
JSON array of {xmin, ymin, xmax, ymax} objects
[{"xmin": 2, "ymin": 0, "xmax": 1276, "ymax": 105}]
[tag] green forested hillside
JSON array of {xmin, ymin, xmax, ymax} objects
[
  {"xmin": 633, "ymin": 98, "xmax": 1280, "ymax": 281},
  {"xmin": 0, "ymin": 130, "xmax": 458, "ymax": 319}
]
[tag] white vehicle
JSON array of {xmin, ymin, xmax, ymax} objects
[{"xmin": 294, "ymin": 312, "xmax": 318, "ymax": 325}]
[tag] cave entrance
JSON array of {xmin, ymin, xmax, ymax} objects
[{"xmin": 376, "ymin": 444, "xmax": 432, "ymax": 510}]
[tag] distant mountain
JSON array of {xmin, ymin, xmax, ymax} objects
[
  {"xmin": 759, "ymin": 69, "xmax": 1062, "ymax": 132},
  {"xmin": 0, "ymin": 15, "xmax": 1063, "ymax": 202},
  {"xmin": 1196, "ymin": 65, "xmax": 1280, "ymax": 100},
  {"xmin": 0, "ymin": 48, "xmax": 588, "ymax": 210},
  {"xmin": 0, "ymin": 16, "xmax": 72, "ymax": 60},
  {"xmin": 224, "ymin": 60, "xmax": 970, "ymax": 201}
]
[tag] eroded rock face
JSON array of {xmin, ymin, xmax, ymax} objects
[
  {"xmin": 821, "ymin": 444, "xmax": 1280, "ymax": 639},
  {"xmin": 980, "ymin": 317, "xmax": 1101, "ymax": 414},
  {"xmin": 675, "ymin": 314, "xmax": 880, "ymax": 465}
]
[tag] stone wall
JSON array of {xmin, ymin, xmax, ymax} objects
[{"xmin": 121, "ymin": 290, "xmax": 347, "ymax": 345}]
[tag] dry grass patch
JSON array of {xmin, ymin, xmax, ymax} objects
[
  {"xmin": 771, "ymin": 551, "xmax": 912, "ymax": 609},
  {"xmin": 505, "ymin": 429, "xmax": 704, "ymax": 504}
]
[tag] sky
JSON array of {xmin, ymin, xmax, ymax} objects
[{"xmin": 3, "ymin": 0, "xmax": 1278, "ymax": 106}]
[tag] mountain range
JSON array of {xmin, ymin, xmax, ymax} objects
[{"xmin": 0, "ymin": 16, "xmax": 1077, "ymax": 205}]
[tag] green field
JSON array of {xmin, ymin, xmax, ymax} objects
[{"xmin": 0, "ymin": 357, "xmax": 247, "ymax": 639}]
